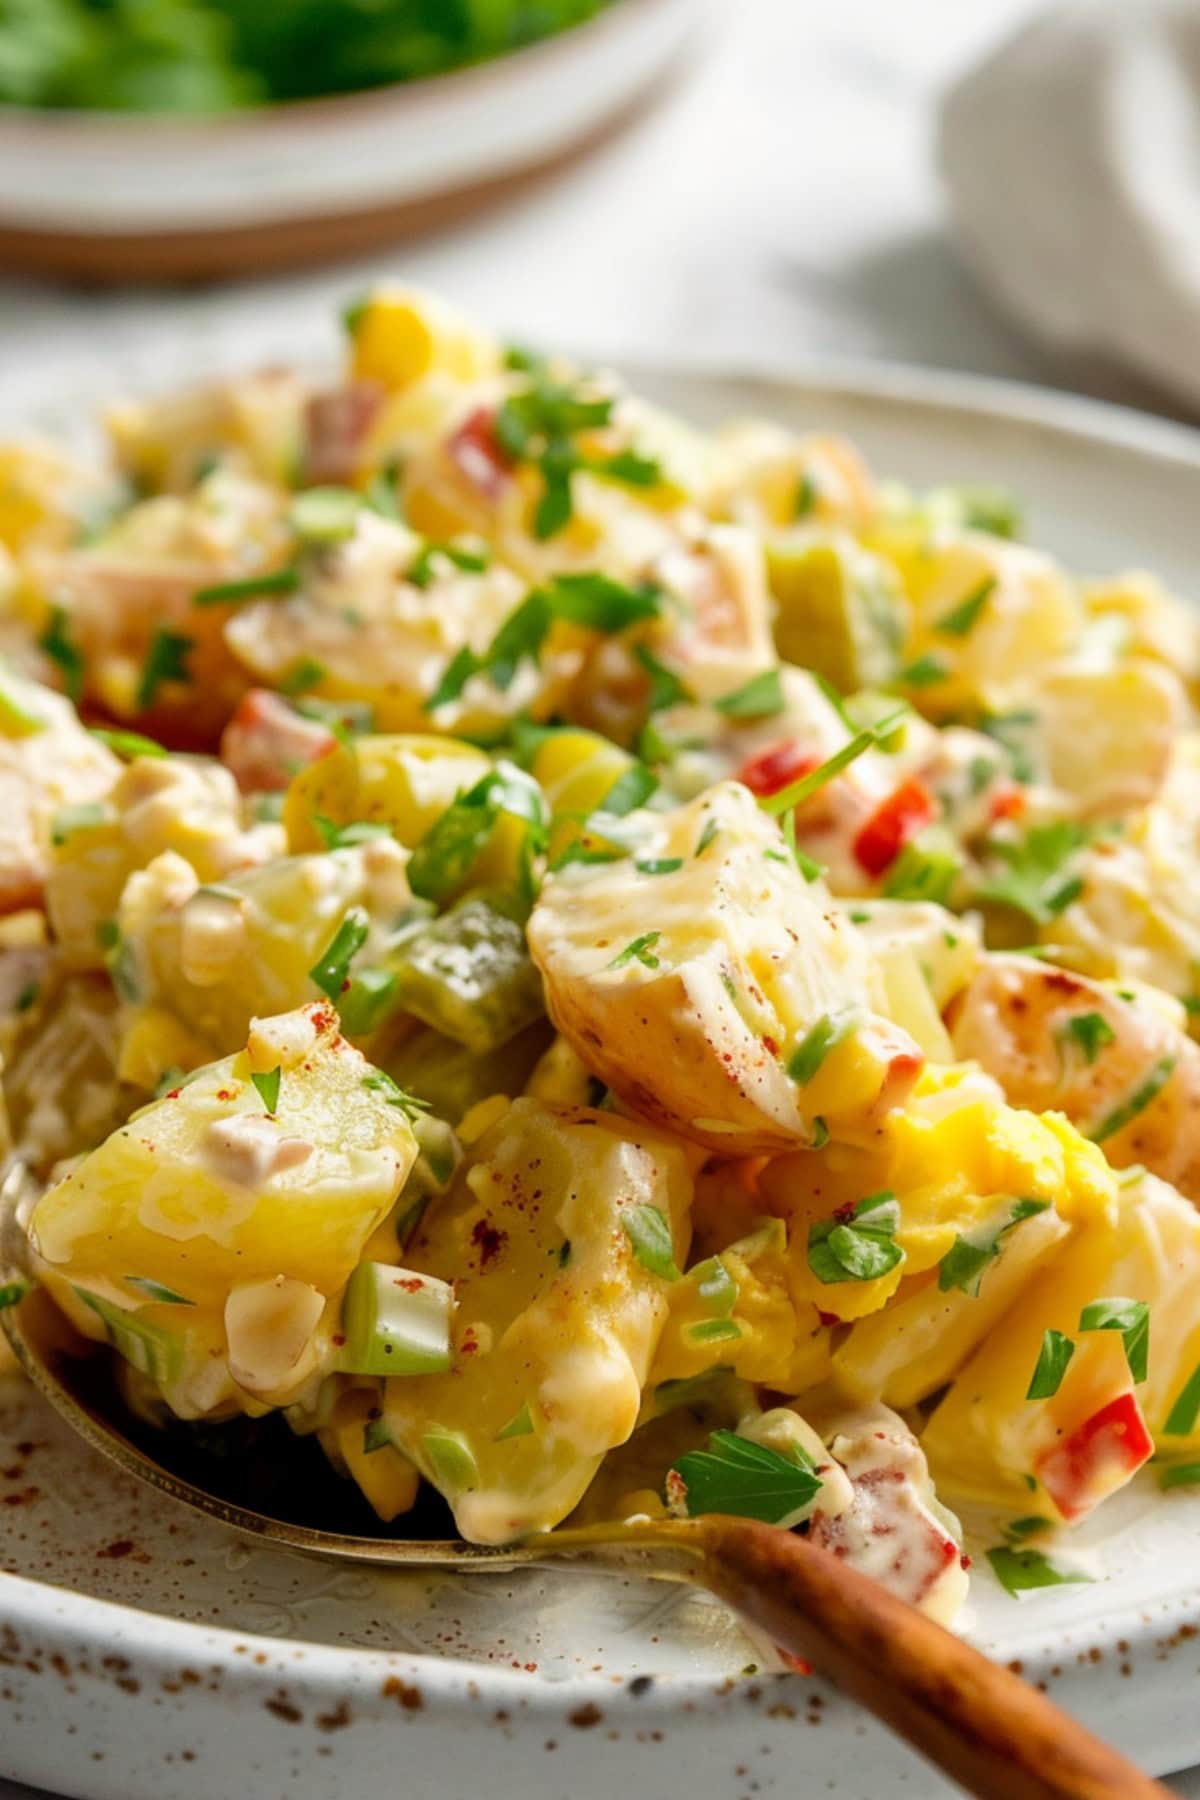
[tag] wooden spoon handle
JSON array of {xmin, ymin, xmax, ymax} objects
[{"xmin": 700, "ymin": 1516, "xmax": 1169, "ymax": 1800}]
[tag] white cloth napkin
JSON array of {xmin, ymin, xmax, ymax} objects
[{"xmin": 939, "ymin": 0, "xmax": 1200, "ymax": 409}]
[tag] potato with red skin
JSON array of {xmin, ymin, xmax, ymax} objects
[
  {"xmin": 949, "ymin": 954, "xmax": 1200, "ymax": 1201},
  {"xmin": 220, "ymin": 690, "xmax": 338, "ymax": 794},
  {"xmin": 527, "ymin": 781, "xmax": 923, "ymax": 1155}
]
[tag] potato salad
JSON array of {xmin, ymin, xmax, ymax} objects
[{"xmin": 4, "ymin": 286, "xmax": 1200, "ymax": 1624}]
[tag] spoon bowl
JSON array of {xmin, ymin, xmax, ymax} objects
[{"xmin": 0, "ymin": 1167, "xmax": 1169, "ymax": 1800}]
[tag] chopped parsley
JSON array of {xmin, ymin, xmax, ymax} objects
[
  {"xmin": 496, "ymin": 1405, "xmax": 535, "ymax": 1441},
  {"xmin": 312, "ymin": 815, "xmax": 392, "ymax": 851},
  {"xmin": 494, "ymin": 374, "xmax": 660, "ymax": 538},
  {"xmin": 714, "ymin": 668, "xmax": 785, "ymax": 720},
  {"xmin": 279, "ymin": 658, "xmax": 327, "ymax": 696},
  {"xmin": 192, "ymin": 567, "xmax": 300, "ymax": 606},
  {"xmin": 361, "ymin": 1070, "xmax": 428, "ymax": 1121},
  {"xmin": 608, "ymin": 931, "xmax": 661, "ymax": 971},
  {"xmin": 1060, "ymin": 1012, "xmax": 1116, "ymax": 1066},
  {"xmin": 634, "ymin": 643, "xmax": 691, "ymax": 712},
  {"xmin": 937, "ymin": 1198, "xmax": 1050, "ymax": 1296},
  {"xmin": 807, "ymin": 1191, "xmax": 903, "ymax": 1285},
  {"xmin": 794, "ymin": 471, "xmax": 818, "ymax": 519},
  {"xmin": 1026, "ymin": 1328, "xmax": 1075, "ymax": 1400},
  {"xmin": 935, "ymin": 576, "xmax": 995, "ymax": 637},
  {"xmin": 900, "ymin": 653, "xmax": 949, "ymax": 688},
  {"xmin": 38, "ymin": 606, "xmax": 85, "ymax": 700},
  {"xmin": 973, "ymin": 821, "xmax": 1092, "ymax": 924},
  {"xmin": 425, "ymin": 572, "xmax": 661, "ymax": 709},
  {"xmin": 1164, "ymin": 1360, "xmax": 1200, "ymax": 1436},
  {"xmin": 787, "ymin": 1010, "xmax": 855, "ymax": 1084},
  {"xmin": 986, "ymin": 1546, "xmax": 1090, "ymax": 1598},
  {"xmin": 406, "ymin": 762, "xmax": 546, "ymax": 907},
  {"xmin": 136, "ymin": 629, "xmax": 194, "ymax": 709},
  {"xmin": 308, "ymin": 908, "xmax": 369, "ymax": 1001},
  {"xmin": 1078, "ymin": 1296, "xmax": 1149, "ymax": 1383},
  {"xmin": 251, "ymin": 1067, "xmax": 282, "ymax": 1116},
  {"xmin": 758, "ymin": 713, "xmax": 905, "ymax": 818},
  {"xmin": 89, "ymin": 726, "xmax": 166, "ymax": 759},
  {"xmin": 407, "ymin": 539, "xmax": 492, "ymax": 589},
  {"xmin": 599, "ymin": 763, "xmax": 657, "ymax": 817},
  {"xmin": 694, "ymin": 817, "xmax": 721, "ymax": 857},
  {"xmin": 635, "ymin": 857, "xmax": 683, "ymax": 876},
  {"xmin": 669, "ymin": 1429, "xmax": 821, "ymax": 1526},
  {"xmin": 1159, "ymin": 1463, "xmax": 1200, "ymax": 1491},
  {"xmin": 0, "ymin": 1279, "xmax": 29, "ymax": 1310},
  {"xmin": 620, "ymin": 1204, "xmax": 680, "ymax": 1280},
  {"xmin": 783, "ymin": 811, "xmax": 825, "ymax": 881},
  {"xmin": 1087, "ymin": 1056, "xmax": 1176, "ymax": 1144}
]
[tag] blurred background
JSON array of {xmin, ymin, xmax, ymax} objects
[{"xmin": 1, "ymin": 0, "xmax": 1194, "ymax": 425}]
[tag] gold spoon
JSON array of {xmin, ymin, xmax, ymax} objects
[{"xmin": 0, "ymin": 1183, "xmax": 1169, "ymax": 1800}]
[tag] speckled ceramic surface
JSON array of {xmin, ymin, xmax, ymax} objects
[{"xmin": 3, "ymin": 355, "xmax": 1200, "ymax": 1800}]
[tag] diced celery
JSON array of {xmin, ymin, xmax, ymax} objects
[
  {"xmin": 340, "ymin": 1260, "xmax": 454, "ymax": 1378},
  {"xmin": 691, "ymin": 1256, "xmax": 738, "ymax": 1317},
  {"xmin": 389, "ymin": 895, "xmax": 544, "ymax": 1055},
  {"xmin": 422, "ymin": 1427, "xmax": 479, "ymax": 1493},
  {"xmin": 75, "ymin": 1288, "xmax": 185, "ymax": 1383}
]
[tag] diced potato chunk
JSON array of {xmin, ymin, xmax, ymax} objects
[
  {"xmin": 0, "ymin": 668, "xmax": 118, "ymax": 913},
  {"xmin": 527, "ymin": 781, "xmax": 923, "ymax": 1153},
  {"xmin": 116, "ymin": 835, "xmax": 416, "ymax": 1068},
  {"xmin": 28, "ymin": 1003, "xmax": 417, "ymax": 1415},
  {"xmin": 374, "ymin": 1097, "xmax": 693, "ymax": 1542},
  {"xmin": 923, "ymin": 1172, "xmax": 1198, "ymax": 1508}
]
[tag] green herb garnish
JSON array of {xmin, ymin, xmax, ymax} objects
[
  {"xmin": 714, "ymin": 668, "xmax": 785, "ymax": 720},
  {"xmin": 1164, "ymin": 1361, "xmax": 1200, "ymax": 1437},
  {"xmin": 251, "ymin": 1067, "xmax": 282, "ymax": 1116},
  {"xmin": 1088, "ymin": 1057, "xmax": 1177, "ymax": 1144},
  {"xmin": 807, "ymin": 1191, "xmax": 903, "ymax": 1285},
  {"xmin": 937, "ymin": 1198, "xmax": 1050, "ymax": 1296},
  {"xmin": 974, "ymin": 822, "xmax": 1092, "ymax": 924},
  {"xmin": 136, "ymin": 629, "xmax": 194, "ymax": 709},
  {"xmin": 39, "ymin": 606, "xmax": 84, "ymax": 700},
  {"xmin": 608, "ymin": 931, "xmax": 661, "ymax": 971},
  {"xmin": 192, "ymin": 568, "xmax": 299, "ymax": 606},
  {"xmin": 1027, "ymin": 1328, "xmax": 1075, "ymax": 1399},
  {"xmin": 669, "ymin": 1429, "xmax": 821, "ymax": 1526},
  {"xmin": 935, "ymin": 576, "xmax": 995, "ymax": 638},
  {"xmin": 1060, "ymin": 1012, "xmax": 1116, "ymax": 1066},
  {"xmin": 124, "ymin": 1276, "xmax": 194, "ymax": 1307},
  {"xmin": 309, "ymin": 909, "xmax": 369, "ymax": 1001},
  {"xmin": 986, "ymin": 1546, "xmax": 1090, "ymax": 1597},
  {"xmin": 1078, "ymin": 1297, "xmax": 1149, "ymax": 1383},
  {"xmin": 787, "ymin": 1010, "xmax": 855, "ymax": 1084},
  {"xmin": 620, "ymin": 1204, "xmax": 680, "ymax": 1280}
]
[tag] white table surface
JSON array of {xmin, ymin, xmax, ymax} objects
[{"xmin": 0, "ymin": 1, "xmax": 1197, "ymax": 1794}]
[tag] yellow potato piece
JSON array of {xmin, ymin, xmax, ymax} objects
[{"xmin": 374, "ymin": 1096, "xmax": 693, "ymax": 1543}]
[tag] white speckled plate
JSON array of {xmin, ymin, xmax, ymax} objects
[{"xmin": 4, "ymin": 353, "xmax": 1200, "ymax": 1800}]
